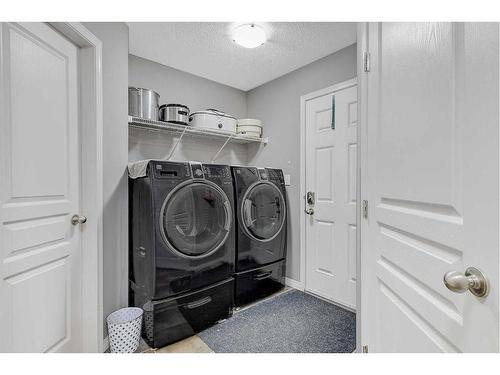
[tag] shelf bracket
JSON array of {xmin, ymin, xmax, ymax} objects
[
  {"xmin": 211, "ymin": 134, "xmax": 233, "ymax": 163},
  {"xmin": 166, "ymin": 126, "xmax": 187, "ymax": 160}
]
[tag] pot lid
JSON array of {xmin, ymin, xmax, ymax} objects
[
  {"xmin": 128, "ymin": 87, "xmax": 160, "ymax": 96},
  {"xmin": 190, "ymin": 110, "xmax": 236, "ymax": 120},
  {"xmin": 160, "ymin": 103, "xmax": 190, "ymax": 110}
]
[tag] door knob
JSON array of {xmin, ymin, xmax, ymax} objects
[
  {"xmin": 305, "ymin": 208, "xmax": 314, "ymax": 215},
  {"xmin": 443, "ymin": 267, "xmax": 489, "ymax": 297},
  {"xmin": 71, "ymin": 214, "xmax": 87, "ymax": 226}
]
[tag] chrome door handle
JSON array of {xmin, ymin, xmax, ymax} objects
[
  {"xmin": 71, "ymin": 214, "xmax": 87, "ymax": 226},
  {"xmin": 305, "ymin": 208, "xmax": 314, "ymax": 215},
  {"xmin": 443, "ymin": 267, "xmax": 489, "ymax": 297}
]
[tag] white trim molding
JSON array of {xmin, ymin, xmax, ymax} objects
[
  {"xmin": 50, "ymin": 22, "xmax": 104, "ymax": 353},
  {"xmin": 356, "ymin": 22, "xmax": 369, "ymax": 354},
  {"xmin": 285, "ymin": 277, "xmax": 305, "ymax": 291},
  {"xmin": 103, "ymin": 336, "xmax": 110, "ymax": 353},
  {"xmin": 306, "ymin": 290, "xmax": 356, "ymax": 313}
]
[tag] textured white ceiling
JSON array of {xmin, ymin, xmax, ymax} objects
[{"xmin": 128, "ymin": 22, "xmax": 357, "ymax": 91}]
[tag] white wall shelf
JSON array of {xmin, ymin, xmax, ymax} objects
[
  {"xmin": 129, "ymin": 116, "xmax": 267, "ymax": 162},
  {"xmin": 128, "ymin": 116, "xmax": 268, "ymax": 145}
]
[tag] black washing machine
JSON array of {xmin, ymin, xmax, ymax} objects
[
  {"xmin": 129, "ymin": 160, "xmax": 235, "ymax": 348},
  {"xmin": 231, "ymin": 166, "xmax": 287, "ymax": 307}
]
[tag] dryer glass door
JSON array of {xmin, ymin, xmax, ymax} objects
[
  {"xmin": 161, "ymin": 181, "xmax": 232, "ymax": 258},
  {"xmin": 241, "ymin": 182, "xmax": 286, "ymax": 241}
]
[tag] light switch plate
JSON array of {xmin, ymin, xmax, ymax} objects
[{"xmin": 284, "ymin": 174, "xmax": 291, "ymax": 186}]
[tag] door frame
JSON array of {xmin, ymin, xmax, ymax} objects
[
  {"xmin": 357, "ymin": 22, "xmax": 369, "ymax": 354},
  {"xmin": 48, "ymin": 22, "xmax": 104, "ymax": 352},
  {"xmin": 298, "ymin": 77, "xmax": 358, "ymax": 300}
]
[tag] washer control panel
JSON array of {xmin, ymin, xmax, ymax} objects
[
  {"xmin": 190, "ymin": 162, "xmax": 204, "ymax": 179},
  {"xmin": 153, "ymin": 161, "xmax": 191, "ymax": 179}
]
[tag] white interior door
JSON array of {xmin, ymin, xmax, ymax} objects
[
  {"xmin": 0, "ymin": 22, "xmax": 82, "ymax": 352},
  {"xmin": 304, "ymin": 80, "xmax": 358, "ymax": 309},
  {"xmin": 363, "ymin": 22, "xmax": 499, "ymax": 352}
]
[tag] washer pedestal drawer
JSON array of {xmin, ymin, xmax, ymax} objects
[
  {"xmin": 234, "ymin": 260, "xmax": 285, "ymax": 307},
  {"xmin": 141, "ymin": 277, "xmax": 234, "ymax": 349}
]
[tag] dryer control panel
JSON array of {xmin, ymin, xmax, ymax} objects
[
  {"xmin": 204, "ymin": 164, "xmax": 231, "ymax": 179},
  {"xmin": 257, "ymin": 168, "xmax": 268, "ymax": 180},
  {"xmin": 262, "ymin": 167, "xmax": 286, "ymax": 187}
]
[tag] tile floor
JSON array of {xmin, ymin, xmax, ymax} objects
[{"xmin": 141, "ymin": 335, "xmax": 213, "ymax": 353}]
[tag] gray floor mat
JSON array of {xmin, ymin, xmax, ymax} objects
[{"xmin": 198, "ymin": 289, "xmax": 356, "ymax": 353}]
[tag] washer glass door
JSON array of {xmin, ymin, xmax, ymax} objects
[
  {"xmin": 161, "ymin": 181, "xmax": 232, "ymax": 258},
  {"xmin": 241, "ymin": 182, "xmax": 286, "ymax": 241}
]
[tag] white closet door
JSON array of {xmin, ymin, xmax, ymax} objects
[
  {"xmin": 0, "ymin": 22, "xmax": 82, "ymax": 352},
  {"xmin": 363, "ymin": 22, "xmax": 499, "ymax": 352}
]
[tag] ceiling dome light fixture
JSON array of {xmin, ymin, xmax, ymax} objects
[{"xmin": 232, "ymin": 24, "xmax": 266, "ymax": 48}]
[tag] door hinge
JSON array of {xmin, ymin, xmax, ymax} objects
[
  {"xmin": 363, "ymin": 51, "xmax": 371, "ymax": 73},
  {"xmin": 362, "ymin": 200, "xmax": 368, "ymax": 219},
  {"xmin": 362, "ymin": 345, "xmax": 369, "ymax": 353}
]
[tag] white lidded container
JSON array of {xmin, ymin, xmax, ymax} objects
[
  {"xmin": 189, "ymin": 109, "xmax": 237, "ymax": 134},
  {"xmin": 238, "ymin": 129, "xmax": 261, "ymax": 138},
  {"xmin": 237, "ymin": 118, "xmax": 262, "ymax": 127},
  {"xmin": 237, "ymin": 118, "xmax": 263, "ymax": 138}
]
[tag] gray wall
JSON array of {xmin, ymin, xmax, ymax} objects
[
  {"xmin": 129, "ymin": 54, "xmax": 246, "ymax": 118},
  {"xmin": 246, "ymin": 44, "xmax": 357, "ymax": 282},
  {"xmin": 83, "ymin": 23, "xmax": 130, "ymax": 334},
  {"xmin": 129, "ymin": 54, "xmax": 249, "ymax": 164}
]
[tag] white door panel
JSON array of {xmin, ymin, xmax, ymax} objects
[
  {"xmin": 0, "ymin": 22, "xmax": 81, "ymax": 352},
  {"xmin": 305, "ymin": 82, "xmax": 357, "ymax": 308},
  {"xmin": 364, "ymin": 22, "xmax": 499, "ymax": 352}
]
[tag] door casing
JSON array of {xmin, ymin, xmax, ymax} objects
[
  {"xmin": 47, "ymin": 23, "xmax": 104, "ymax": 352},
  {"xmin": 356, "ymin": 22, "xmax": 368, "ymax": 354}
]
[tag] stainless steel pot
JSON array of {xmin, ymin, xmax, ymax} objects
[
  {"xmin": 159, "ymin": 104, "xmax": 190, "ymax": 125},
  {"xmin": 128, "ymin": 87, "xmax": 160, "ymax": 120}
]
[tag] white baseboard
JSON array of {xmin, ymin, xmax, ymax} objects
[
  {"xmin": 103, "ymin": 336, "xmax": 109, "ymax": 353},
  {"xmin": 304, "ymin": 289, "xmax": 357, "ymax": 312},
  {"xmin": 285, "ymin": 277, "xmax": 305, "ymax": 291}
]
